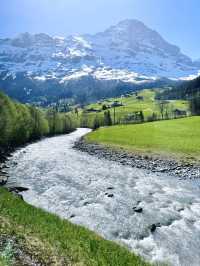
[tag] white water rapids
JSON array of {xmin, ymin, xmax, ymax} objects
[{"xmin": 6, "ymin": 128, "xmax": 200, "ymax": 266}]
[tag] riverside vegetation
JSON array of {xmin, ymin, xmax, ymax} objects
[{"xmin": 0, "ymin": 91, "xmax": 76, "ymax": 153}]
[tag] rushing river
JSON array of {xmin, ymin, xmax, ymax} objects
[{"xmin": 6, "ymin": 128, "xmax": 200, "ymax": 266}]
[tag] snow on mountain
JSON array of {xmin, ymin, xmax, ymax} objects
[
  {"xmin": 0, "ymin": 19, "xmax": 199, "ymax": 83},
  {"xmin": 0, "ymin": 19, "xmax": 199, "ymax": 104},
  {"xmin": 60, "ymin": 65, "xmax": 156, "ymax": 85}
]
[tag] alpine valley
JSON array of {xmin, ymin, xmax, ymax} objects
[{"xmin": 0, "ymin": 19, "xmax": 199, "ymax": 105}]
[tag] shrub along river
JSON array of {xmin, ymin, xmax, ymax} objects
[{"xmin": 5, "ymin": 128, "xmax": 200, "ymax": 266}]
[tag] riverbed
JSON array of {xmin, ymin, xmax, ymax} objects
[{"xmin": 5, "ymin": 128, "xmax": 200, "ymax": 266}]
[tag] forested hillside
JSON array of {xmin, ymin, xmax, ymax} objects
[
  {"xmin": 0, "ymin": 91, "xmax": 75, "ymax": 151},
  {"xmin": 156, "ymin": 76, "xmax": 200, "ymax": 100}
]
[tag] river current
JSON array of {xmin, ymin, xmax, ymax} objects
[{"xmin": 6, "ymin": 128, "xmax": 200, "ymax": 266}]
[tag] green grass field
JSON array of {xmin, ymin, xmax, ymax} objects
[
  {"xmin": 0, "ymin": 188, "xmax": 151, "ymax": 266},
  {"xmin": 0, "ymin": 257, "xmax": 7, "ymax": 266},
  {"xmin": 85, "ymin": 89, "xmax": 188, "ymax": 124},
  {"xmin": 86, "ymin": 116, "xmax": 200, "ymax": 161}
]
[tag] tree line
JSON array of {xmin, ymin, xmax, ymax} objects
[
  {"xmin": 0, "ymin": 91, "xmax": 75, "ymax": 150},
  {"xmin": 156, "ymin": 76, "xmax": 200, "ymax": 101},
  {"xmin": 80, "ymin": 109, "xmax": 145, "ymax": 130},
  {"xmin": 190, "ymin": 92, "xmax": 200, "ymax": 115}
]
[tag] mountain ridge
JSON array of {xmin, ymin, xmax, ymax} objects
[
  {"xmin": 0, "ymin": 19, "xmax": 199, "ymax": 104},
  {"xmin": 1, "ymin": 19, "xmax": 199, "ymax": 78}
]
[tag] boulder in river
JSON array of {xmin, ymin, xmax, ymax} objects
[
  {"xmin": 0, "ymin": 176, "xmax": 7, "ymax": 186},
  {"xmin": 8, "ymin": 187, "xmax": 29, "ymax": 193},
  {"xmin": 150, "ymin": 223, "xmax": 161, "ymax": 233},
  {"xmin": 133, "ymin": 207, "xmax": 143, "ymax": 213}
]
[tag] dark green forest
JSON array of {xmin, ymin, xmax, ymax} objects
[
  {"xmin": 156, "ymin": 76, "xmax": 200, "ymax": 100},
  {"xmin": 0, "ymin": 91, "xmax": 75, "ymax": 151},
  {"xmin": 156, "ymin": 76, "xmax": 200, "ymax": 115}
]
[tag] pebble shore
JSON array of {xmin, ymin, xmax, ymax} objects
[{"xmin": 74, "ymin": 139, "xmax": 200, "ymax": 180}]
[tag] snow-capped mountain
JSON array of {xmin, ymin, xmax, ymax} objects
[
  {"xmin": 1, "ymin": 19, "xmax": 199, "ymax": 79},
  {"xmin": 0, "ymin": 19, "xmax": 199, "ymax": 103}
]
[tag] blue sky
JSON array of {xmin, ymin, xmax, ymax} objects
[{"xmin": 1, "ymin": 0, "xmax": 200, "ymax": 59}]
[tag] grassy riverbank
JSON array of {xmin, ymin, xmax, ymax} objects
[
  {"xmin": 0, "ymin": 188, "xmax": 151, "ymax": 266},
  {"xmin": 86, "ymin": 116, "xmax": 200, "ymax": 162}
]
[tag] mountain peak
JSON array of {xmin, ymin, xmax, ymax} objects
[
  {"xmin": 93, "ymin": 19, "xmax": 185, "ymax": 64},
  {"xmin": 117, "ymin": 19, "xmax": 146, "ymax": 28},
  {"xmin": 101, "ymin": 18, "xmax": 169, "ymax": 50},
  {"xmin": 106, "ymin": 19, "xmax": 153, "ymax": 34}
]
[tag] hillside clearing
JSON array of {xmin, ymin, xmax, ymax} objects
[{"xmin": 79, "ymin": 89, "xmax": 189, "ymax": 128}]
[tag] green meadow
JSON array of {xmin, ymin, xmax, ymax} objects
[{"xmin": 86, "ymin": 116, "xmax": 200, "ymax": 161}]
